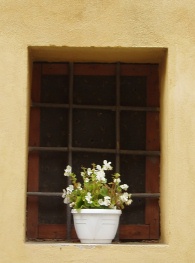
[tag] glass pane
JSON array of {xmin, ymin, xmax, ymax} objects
[
  {"xmin": 39, "ymin": 152, "xmax": 68, "ymax": 192},
  {"xmin": 120, "ymin": 155, "xmax": 145, "ymax": 193},
  {"xmin": 39, "ymin": 196, "xmax": 66, "ymax": 224},
  {"xmin": 120, "ymin": 76, "xmax": 147, "ymax": 107},
  {"xmin": 38, "ymin": 152, "xmax": 68, "ymax": 224},
  {"xmin": 73, "ymin": 75, "xmax": 115, "ymax": 105},
  {"xmin": 120, "ymin": 111, "xmax": 146, "ymax": 150},
  {"xmin": 40, "ymin": 108, "xmax": 68, "ymax": 147},
  {"xmin": 120, "ymin": 155, "xmax": 146, "ymax": 224},
  {"xmin": 73, "ymin": 109, "xmax": 116, "ymax": 149},
  {"xmin": 120, "ymin": 199, "xmax": 145, "ymax": 224},
  {"xmin": 41, "ymin": 75, "xmax": 69, "ymax": 103}
]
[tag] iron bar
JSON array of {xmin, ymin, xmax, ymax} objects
[
  {"xmin": 31, "ymin": 102, "xmax": 159, "ymax": 112},
  {"xmin": 66, "ymin": 62, "xmax": 74, "ymax": 241},
  {"xmin": 115, "ymin": 63, "xmax": 121, "ymax": 242},
  {"xmin": 31, "ymin": 102, "xmax": 69, "ymax": 108},
  {"xmin": 29, "ymin": 146, "xmax": 160, "ymax": 156},
  {"xmin": 27, "ymin": 192, "xmax": 160, "ymax": 198},
  {"xmin": 29, "ymin": 146, "xmax": 68, "ymax": 152},
  {"xmin": 116, "ymin": 63, "xmax": 120, "ymax": 172}
]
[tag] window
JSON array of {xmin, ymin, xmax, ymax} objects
[{"xmin": 27, "ymin": 62, "xmax": 160, "ymax": 241}]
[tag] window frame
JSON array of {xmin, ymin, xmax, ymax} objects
[{"xmin": 27, "ymin": 62, "xmax": 160, "ymax": 241}]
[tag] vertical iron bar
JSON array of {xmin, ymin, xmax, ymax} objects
[
  {"xmin": 66, "ymin": 62, "xmax": 74, "ymax": 241},
  {"xmin": 116, "ymin": 63, "xmax": 120, "ymax": 172},
  {"xmin": 115, "ymin": 62, "xmax": 120, "ymax": 242}
]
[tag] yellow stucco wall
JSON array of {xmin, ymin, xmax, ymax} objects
[{"xmin": 0, "ymin": 1, "xmax": 195, "ymax": 262}]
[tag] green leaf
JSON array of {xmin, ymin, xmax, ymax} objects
[
  {"xmin": 100, "ymin": 187, "xmax": 108, "ymax": 196},
  {"xmin": 75, "ymin": 196, "xmax": 84, "ymax": 209}
]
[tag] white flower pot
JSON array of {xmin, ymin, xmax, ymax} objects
[{"xmin": 71, "ymin": 209, "xmax": 122, "ymax": 244}]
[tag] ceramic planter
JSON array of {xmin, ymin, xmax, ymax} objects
[{"xmin": 71, "ymin": 209, "xmax": 122, "ymax": 244}]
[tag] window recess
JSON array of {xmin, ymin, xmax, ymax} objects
[{"xmin": 27, "ymin": 62, "xmax": 160, "ymax": 242}]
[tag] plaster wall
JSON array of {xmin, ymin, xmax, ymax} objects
[{"xmin": 0, "ymin": 1, "xmax": 195, "ymax": 262}]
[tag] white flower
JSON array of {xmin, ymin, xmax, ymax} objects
[
  {"xmin": 64, "ymin": 165, "xmax": 72, "ymax": 176},
  {"xmin": 87, "ymin": 168, "xmax": 92, "ymax": 175},
  {"xmin": 63, "ymin": 197, "xmax": 70, "ymax": 204},
  {"xmin": 98, "ymin": 199, "xmax": 104, "ymax": 205},
  {"xmin": 103, "ymin": 196, "xmax": 111, "ymax": 206},
  {"xmin": 103, "ymin": 160, "xmax": 113, "ymax": 170},
  {"xmin": 96, "ymin": 164, "xmax": 102, "ymax": 171},
  {"xmin": 81, "ymin": 172, "xmax": 85, "ymax": 177},
  {"xmin": 62, "ymin": 189, "xmax": 67, "ymax": 198},
  {"xmin": 62, "ymin": 188, "xmax": 70, "ymax": 203},
  {"xmin": 66, "ymin": 185, "xmax": 74, "ymax": 194},
  {"xmin": 125, "ymin": 199, "xmax": 133, "ymax": 205},
  {"xmin": 76, "ymin": 183, "xmax": 82, "ymax": 190},
  {"xmin": 98, "ymin": 196, "xmax": 111, "ymax": 206},
  {"xmin": 85, "ymin": 192, "xmax": 92, "ymax": 204},
  {"xmin": 114, "ymin": 178, "xmax": 121, "ymax": 184},
  {"xmin": 120, "ymin": 192, "xmax": 129, "ymax": 202},
  {"xmin": 69, "ymin": 202, "xmax": 75, "ymax": 207},
  {"xmin": 120, "ymin": 184, "xmax": 129, "ymax": 191},
  {"xmin": 96, "ymin": 169, "xmax": 106, "ymax": 182},
  {"xmin": 84, "ymin": 178, "xmax": 89, "ymax": 183},
  {"xmin": 85, "ymin": 192, "xmax": 92, "ymax": 203}
]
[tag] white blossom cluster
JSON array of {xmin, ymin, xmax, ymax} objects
[{"xmin": 62, "ymin": 160, "xmax": 133, "ymax": 210}]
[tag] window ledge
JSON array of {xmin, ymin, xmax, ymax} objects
[{"xmin": 25, "ymin": 241, "xmax": 168, "ymax": 248}]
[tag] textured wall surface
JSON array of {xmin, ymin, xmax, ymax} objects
[{"xmin": 0, "ymin": 1, "xmax": 195, "ymax": 262}]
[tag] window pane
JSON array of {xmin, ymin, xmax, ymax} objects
[
  {"xmin": 120, "ymin": 199, "xmax": 145, "ymax": 224},
  {"xmin": 120, "ymin": 155, "xmax": 146, "ymax": 224},
  {"xmin": 73, "ymin": 75, "xmax": 115, "ymax": 105},
  {"xmin": 73, "ymin": 109, "xmax": 116, "ymax": 148},
  {"xmin": 40, "ymin": 108, "xmax": 68, "ymax": 147},
  {"xmin": 38, "ymin": 152, "xmax": 68, "ymax": 224},
  {"xmin": 120, "ymin": 155, "xmax": 145, "ymax": 192},
  {"xmin": 120, "ymin": 76, "xmax": 147, "ymax": 107},
  {"xmin": 39, "ymin": 152, "xmax": 68, "ymax": 191},
  {"xmin": 39, "ymin": 196, "xmax": 66, "ymax": 224},
  {"xmin": 120, "ymin": 111, "xmax": 146, "ymax": 150},
  {"xmin": 41, "ymin": 75, "xmax": 69, "ymax": 103}
]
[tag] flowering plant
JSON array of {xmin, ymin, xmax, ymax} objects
[{"xmin": 62, "ymin": 160, "xmax": 133, "ymax": 210}]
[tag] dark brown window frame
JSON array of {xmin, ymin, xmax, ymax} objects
[{"xmin": 27, "ymin": 62, "xmax": 160, "ymax": 241}]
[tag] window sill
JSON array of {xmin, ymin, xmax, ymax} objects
[{"xmin": 25, "ymin": 241, "xmax": 168, "ymax": 248}]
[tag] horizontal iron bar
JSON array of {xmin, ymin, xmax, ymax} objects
[
  {"xmin": 29, "ymin": 146, "xmax": 160, "ymax": 156},
  {"xmin": 27, "ymin": 192, "xmax": 160, "ymax": 198},
  {"xmin": 132, "ymin": 193, "xmax": 160, "ymax": 198},
  {"xmin": 29, "ymin": 146, "xmax": 68, "ymax": 152},
  {"xmin": 31, "ymin": 103, "xmax": 69, "ymax": 109},
  {"xmin": 27, "ymin": 192, "xmax": 62, "ymax": 197},
  {"xmin": 31, "ymin": 102, "xmax": 159, "ymax": 112}
]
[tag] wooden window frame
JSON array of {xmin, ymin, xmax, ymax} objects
[{"xmin": 27, "ymin": 62, "xmax": 160, "ymax": 241}]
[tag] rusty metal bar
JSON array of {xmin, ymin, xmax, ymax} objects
[
  {"xmin": 29, "ymin": 146, "xmax": 68, "ymax": 152},
  {"xmin": 116, "ymin": 63, "xmax": 120, "ymax": 174},
  {"xmin": 132, "ymin": 193, "xmax": 160, "ymax": 198},
  {"xmin": 29, "ymin": 146, "xmax": 160, "ymax": 156},
  {"xmin": 31, "ymin": 102, "xmax": 159, "ymax": 112},
  {"xmin": 66, "ymin": 62, "xmax": 74, "ymax": 241},
  {"xmin": 27, "ymin": 192, "xmax": 62, "ymax": 196},
  {"xmin": 27, "ymin": 192, "xmax": 160, "ymax": 198},
  {"xmin": 114, "ymin": 63, "xmax": 121, "ymax": 243},
  {"xmin": 31, "ymin": 102, "xmax": 69, "ymax": 108},
  {"xmin": 68, "ymin": 62, "xmax": 73, "ymax": 164}
]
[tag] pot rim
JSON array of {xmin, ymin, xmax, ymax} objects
[{"xmin": 71, "ymin": 209, "xmax": 122, "ymax": 215}]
